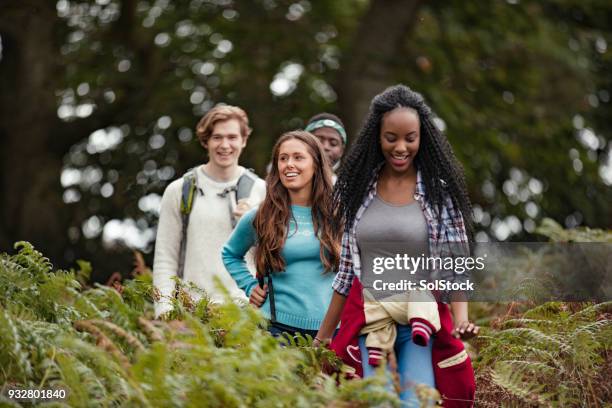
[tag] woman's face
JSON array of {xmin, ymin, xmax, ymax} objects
[
  {"xmin": 379, "ymin": 108, "xmax": 420, "ymax": 174},
  {"xmin": 277, "ymin": 138, "xmax": 316, "ymax": 195}
]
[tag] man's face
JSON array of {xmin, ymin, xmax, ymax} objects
[
  {"xmin": 312, "ymin": 127, "xmax": 344, "ymax": 166},
  {"xmin": 201, "ymin": 119, "xmax": 247, "ymax": 169}
]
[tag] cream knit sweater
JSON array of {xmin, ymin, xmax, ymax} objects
[{"xmin": 153, "ymin": 165, "xmax": 266, "ymax": 317}]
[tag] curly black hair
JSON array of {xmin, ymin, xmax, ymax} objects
[{"xmin": 334, "ymin": 84, "xmax": 474, "ymax": 241}]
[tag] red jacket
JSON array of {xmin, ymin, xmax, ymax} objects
[{"xmin": 330, "ymin": 278, "xmax": 475, "ymax": 407}]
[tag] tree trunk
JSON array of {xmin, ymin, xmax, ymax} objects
[
  {"xmin": 337, "ymin": 0, "xmax": 424, "ymax": 138},
  {"xmin": 0, "ymin": 0, "xmax": 68, "ymax": 263}
]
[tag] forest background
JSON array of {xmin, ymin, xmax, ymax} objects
[
  {"xmin": 0, "ymin": 0, "xmax": 610, "ymax": 281},
  {"xmin": 1, "ymin": 1, "xmax": 611, "ymax": 407}
]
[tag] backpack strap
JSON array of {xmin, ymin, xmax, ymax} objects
[
  {"xmin": 267, "ymin": 272, "xmax": 277, "ymax": 323},
  {"xmin": 177, "ymin": 169, "xmax": 198, "ymax": 279},
  {"xmin": 258, "ymin": 269, "xmax": 277, "ymax": 323},
  {"xmin": 220, "ymin": 168, "xmax": 259, "ymax": 228},
  {"xmin": 178, "ymin": 168, "xmax": 258, "ymax": 278},
  {"xmin": 236, "ymin": 168, "xmax": 258, "ymax": 201}
]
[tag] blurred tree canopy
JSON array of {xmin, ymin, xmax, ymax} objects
[{"xmin": 0, "ymin": 0, "xmax": 610, "ymax": 280}]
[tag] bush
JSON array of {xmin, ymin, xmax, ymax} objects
[
  {"xmin": 474, "ymin": 301, "xmax": 611, "ymax": 407},
  {"xmin": 472, "ymin": 220, "xmax": 612, "ymax": 407},
  {"xmin": 0, "ymin": 242, "xmax": 399, "ymax": 407},
  {"xmin": 2, "ymin": 218, "xmax": 610, "ymax": 407}
]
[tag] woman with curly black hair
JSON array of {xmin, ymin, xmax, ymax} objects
[{"xmin": 315, "ymin": 85, "xmax": 478, "ymax": 406}]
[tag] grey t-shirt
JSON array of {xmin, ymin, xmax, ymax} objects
[{"xmin": 356, "ymin": 196, "xmax": 429, "ymax": 287}]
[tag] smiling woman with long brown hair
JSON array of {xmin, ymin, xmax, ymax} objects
[{"xmin": 222, "ymin": 130, "xmax": 341, "ymax": 338}]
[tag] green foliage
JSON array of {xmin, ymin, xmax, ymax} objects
[
  {"xmin": 3, "ymin": 226, "xmax": 611, "ymax": 407},
  {"xmin": 464, "ymin": 218, "xmax": 612, "ymax": 310},
  {"xmin": 475, "ymin": 301, "xmax": 611, "ymax": 406},
  {"xmin": 536, "ymin": 218, "xmax": 612, "ymax": 242},
  {"xmin": 0, "ymin": 243, "xmax": 402, "ymax": 407},
  {"xmin": 470, "ymin": 224, "xmax": 612, "ymax": 406},
  {"xmin": 3, "ymin": 0, "xmax": 610, "ymax": 276}
]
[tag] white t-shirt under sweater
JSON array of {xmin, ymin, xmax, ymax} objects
[{"xmin": 153, "ymin": 165, "xmax": 266, "ymax": 317}]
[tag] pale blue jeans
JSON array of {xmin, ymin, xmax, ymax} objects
[{"xmin": 359, "ymin": 324, "xmax": 435, "ymax": 406}]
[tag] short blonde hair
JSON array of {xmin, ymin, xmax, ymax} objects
[{"xmin": 196, "ymin": 104, "xmax": 252, "ymax": 144}]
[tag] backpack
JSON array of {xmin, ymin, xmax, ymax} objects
[{"xmin": 176, "ymin": 168, "xmax": 258, "ymax": 279}]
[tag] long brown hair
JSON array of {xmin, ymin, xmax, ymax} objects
[{"xmin": 254, "ymin": 130, "xmax": 340, "ymax": 276}]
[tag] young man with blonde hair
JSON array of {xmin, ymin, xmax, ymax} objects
[{"xmin": 153, "ymin": 105, "xmax": 266, "ymax": 318}]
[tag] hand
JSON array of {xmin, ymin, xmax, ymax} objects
[
  {"xmin": 312, "ymin": 336, "xmax": 331, "ymax": 348},
  {"xmin": 451, "ymin": 321, "xmax": 480, "ymax": 340},
  {"xmin": 249, "ymin": 284, "xmax": 268, "ymax": 307},
  {"xmin": 233, "ymin": 198, "xmax": 252, "ymax": 220}
]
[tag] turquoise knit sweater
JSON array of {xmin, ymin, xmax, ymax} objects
[{"xmin": 222, "ymin": 205, "xmax": 334, "ymax": 330}]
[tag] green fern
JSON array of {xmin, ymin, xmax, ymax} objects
[
  {"xmin": 0, "ymin": 308, "xmax": 33, "ymax": 382},
  {"xmin": 477, "ymin": 301, "xmax": 611, "ymax": 406},
  {"xmin": 12, "ymin": 242, "xmax": 53, "ymax": 277},
  {"xmin": 490, "ymin": 363, "xmax": 552, "ymax": 407}
]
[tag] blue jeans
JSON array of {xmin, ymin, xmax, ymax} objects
[{"xmin": 359, "ymin": 325, "xmax": 435, "ymax": 406}]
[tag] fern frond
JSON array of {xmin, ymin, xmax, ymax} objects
[
  {"xmin": 73, "ymin": 320, "xmax": 130, "ymax": 370},
  {"xmin": 574, "ymin": 319, "xmax": 612, "ymax": 338},
  {"xmin": 89, "ymin": 319, "xmax": 145, "ymax": 353},
  {"xmin": 137, "ymin": 317, "xmax": 164, "ymax": 343},
  {"xmin": 0, "ymin": 307, "xmax": 33, "ymax": 380},
  {"xmin": 569, "ymin": 301, "xmax": 612, "ymax": 321},
  {"xmin": 56, "ymin": 335, "xmax": 130, "ymax": 406},
  {"xmin": 499, "ymin": 359, "xmax": 558, "ymax": 375},
  {"xmin": 511, "ymin": 346, "xmax": 561, "ymax": 367},
  {"xmin": 499, "ymin": 327, "xmax": 570, "ymax": 352},
  {"xmin": 13, "ymin": 241, "xmax": 53, "ymax": 277},
  {"xmin": 501, "ymin": 318, "xmax": 560, "ymax": 329},
  {"xmin": 55, "ymin": 351, "xmax": 107, "ymax": 407},
  {"xmin": 521, "ymin": 302, "xmax": 565, "ymax": 320},
  {"xmin": 491, "ymin": 363, "xmax": 552, "ymax": 407}
]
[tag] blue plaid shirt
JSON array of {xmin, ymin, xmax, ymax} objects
[{"xmin": 332, "ymin": 166, "xmax": 470, "ymax": 299}]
